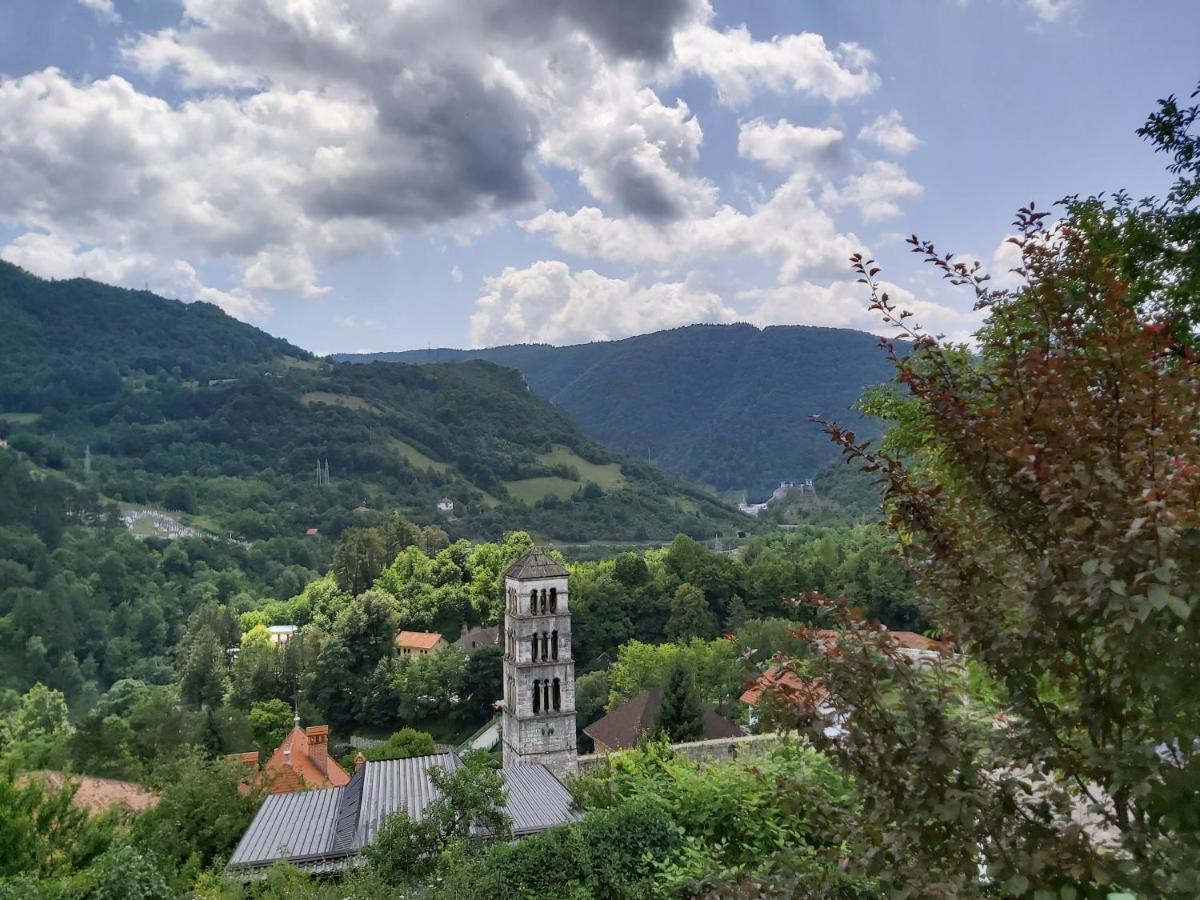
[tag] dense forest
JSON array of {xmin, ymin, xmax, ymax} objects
[
  {"xmin": 0, "ymin": 261, "xmax": 742, "ymax": 543},
  {"xmin": 337, "ymin": 323, "xmax": 896, "ymax": 498}
]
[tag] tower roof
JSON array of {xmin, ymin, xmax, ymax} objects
[{"xmin": 504, "ymin": 547, "xmax": 568, "ymax": 580}]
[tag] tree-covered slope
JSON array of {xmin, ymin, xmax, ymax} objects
[
  {"xmin": 0, "ymin": 263, "xmax": 740, "ymax": 542},
  {"xmin": 336, "ymin": 323, "xmax": 897, "ymax": 497}
]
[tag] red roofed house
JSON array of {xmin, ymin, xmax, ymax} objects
[
  {"xmin": 263, "ymin": 722, "xmax": 350, "ymax": 794},
  {"xmin": 740, "ymin": 667, "xmax": 836, "ymax": 734},
  {"xmin": 395, "ymin": 630, "xmax": 447, "ymax": 656}
]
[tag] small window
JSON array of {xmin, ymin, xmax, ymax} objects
[
  {"xmin": 552, "ymin": 678, "xmax": 561, "ymax": 711},
  {"xmin": 549, "ymin": 587, "xmax": 557, "ymax": 612},
  {"xmin": 551, "ymin": 630, "xmax": 558, "ymax": 660},
  {"xmin": 532, "ymin": 679, "xmax": 540, "ymax": 714}
]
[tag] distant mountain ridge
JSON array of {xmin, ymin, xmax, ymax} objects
[
  {"xmin": 335, "ymin": 323, "xmax": 896, "ymax": 498},
  {"xmin": 0, "ymin": 262, "xmax": 741, "ymax": 542}
]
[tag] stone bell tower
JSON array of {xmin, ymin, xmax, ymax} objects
[{"xmin": 500, "ymin": 547, "xmax": 577, "ymax": 780}]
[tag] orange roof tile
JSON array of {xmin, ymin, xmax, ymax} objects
[
  {"xmin": 740, "ymin": 667, "xmax": 828, "ymax": 709},
  {"xmin": 263, "ymin": 725, "xmax": 349, "ymax": 794},
  {"xmin": 395, "ymin": 630, "xmax": 446, "ymax": 650}
]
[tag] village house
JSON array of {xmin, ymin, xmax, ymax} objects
[
  {"xmin": 395, "ymin": 630, "xmax": 447, "ymax": 656},
  {"xmin": 436, "ymin": 496, "xmax": 454, "ymax": 513},
  {"xmin": 267, "ymin": 624, "xmax": 297, "ymax": 646},
  {"xmin": 246, "ymin": 720, "xmax": 351, "ymax": 794},
  {"xmin": 455, "ymin": 624, "xmax": 499, "ymax": 654},
  {"xmin": 583, "ymin": 687, "xmax": 743, "ymax": 754}
]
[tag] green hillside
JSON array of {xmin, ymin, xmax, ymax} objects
[
  {"xmin": 0, "ymin": 262, "xmax": 740, "ymax": 542},
  {"xmin": 336, "ymin": 323, "xmax": 897, "ymax": 498}
]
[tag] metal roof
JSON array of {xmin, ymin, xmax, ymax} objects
[
  {"xmin": 228, "ymin": 787, "xmax": 343, "ymax": 866},
  {"xmin": 504, "ymin": 547, "xmax": 569, "ymax": 580},
  {"xmin": 227, "ymin": 752, "xmax": 580, "ymax": 874}
]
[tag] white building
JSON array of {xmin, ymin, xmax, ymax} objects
[
  {"xmin": 267, "ymin": 625, "xmax": 298, "ymax": 647},
  {"xmin": 436, "ymin": 497, "xmax": 454, "ymax": 513}
]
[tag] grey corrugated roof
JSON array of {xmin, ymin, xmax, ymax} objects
[
  {"xmin": 499, "ymin": 765, "xmax": 584, "ymax": 836},
  {"xmin": 504, "ymin": 547, "xmax": 568, "ymax": 580},
  {"xmin": 353, "ymin": 752, "xmax": 462, "ymax": 849},
  {"xmin": 228, "ymin": 752, "xmax": 580, "ymax": 874},
  {"xmin": 228, "ymin": 787, "xmax": 343, "ymax": 866}
]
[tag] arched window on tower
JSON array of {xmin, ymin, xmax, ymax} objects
[
  {"xmin": 541, "ymin": 588, "xmax": 549, "ymax": 613},
  {"xmin": 541, "ymin": 632, "xmax": 549, "ymax": 660},
  {"xmin": 549, "ymin": 587, "xmax": 558, "ymax": 612},
  {"xmin": 552, "ymin": 678, "xmax": 561, "ymax": 711},
  {"xmin": 529, "ymin": 633, "xmax": 537, "ymax": 661},
  {"xmin": 551, "ymin": 630, "xmax": 559, "ymax": 660},
  {"xmin": 543, "ymin": 680, "xmax": 551, "ymax": 712},
  {"xmin": 532, "ymin": 679, "xmax": 540, "ymax": 714}
]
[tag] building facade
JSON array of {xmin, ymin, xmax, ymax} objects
[{"xmin": 500, "ymin": 548, "xmax": 577, "ymax": 780}]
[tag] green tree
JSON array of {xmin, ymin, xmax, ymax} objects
[
  {"xmin": 248, "ymin": 699, "xmax": 294, "ymax": 756},
  {"xmin": 654, "ymin": 658, "xmax": 704, "ymax": 743},
  {"xmin": 362, "ymin": 727, "xmax": 437, "ymax": 762},
  {"xmin": 0, "ymin": 769, "xmax": 119, "ymax": 880},
  {"xmin": 801, "ymin": 86, "xmax": 1200, "ymax": 896},
  {"xmin": 666, "ymin": 582, "xmax": 719, "ymax": 642},
  {"xmin": 332, "ymin": 527, "xmax": 389, "ymax": 596}
]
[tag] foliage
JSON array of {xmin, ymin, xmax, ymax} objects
[
  {"xmin": 339, "ymin": 322, "xmax": 896, "ymax": 497},
  {"xmin": 801, "ymin": 84, "xmax": 1200, "ymax": 897},
  {"xmin": 364, "ymin": 752, "xmax": 510, "ymax": 884},
  {"xmin": 654, "ymin": 658, "xmax": 705, "ymax": 742},
  {"xmin": 607, "ymin": 638, "xmax": 741, "ymax": 712},
  {"xmin": 666, "ymin": 582, "xmax": 720, "ymax": 641},
  {"xmin": 359, "ymin": 727, "xmax": 437, "ymax": 762},
  {"xmin": 248, "ymin": 699, "xmax": 293, "ymax": 757}
]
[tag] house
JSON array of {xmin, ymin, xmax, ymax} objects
[
  {"xmin": 0, "ymin": 435, "xmax": 8, "ymax": 449},
  {"xmin": 304, "ymin": 527, "xmax": 320, "ymax": 537},
  {"xmin": 437, "ymin": 496, "xmax": 454, "ymax": 513},
  {"xmin": 583, "ymin": 686, "xmax": 743, "ymax": 754},
  {"xmin": 261, "ymin": 722, "xmax": 351, "ymax": 794},
  {"xmin": 455, "ymin": 625, "xmax": 500, "ymax": 654},
  {"xmin": 807, "ymin": 627, "xmax": 952, "ymax": 666},
  {"xmin": 267, "ymin": 624, "xmax": 298, "ymax": 646},
  {"xmin": 396, "ymin": 630, "xmax": 447, "ymax": 656},
  {"xmin": 740, "ymin": 667, "xmax": 832, "ymax": 732},
  {"xmin": 227, "ymin": 752, "xmax": 581, "ymax": 876}
]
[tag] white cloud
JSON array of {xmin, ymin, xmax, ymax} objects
[
  {"xmin": 821, "ymin": 160, "xmax": 923, "ymax": 222},
  {"xmin": 740, "ymin": 278, "xmax": 983, "ymax": 343},
  {"xmin": 525, "ymin": 171, "xmax": 862, "ymax": 282},
  {"xmin": 672, "ymin": 24, "xmax": 879, "ymax": 106},
  {"xmin": 450, "ymin": 265, "xmax": 464, "ymax": 284},
  {"xmin": 1027, "ymin": 0, "xmax": 1079, "ymax": 23},
  {"xmin": 470, "ymin": 261, "xmax": 736, "ymax": 345},
  {"xmin": 243, "ymin": 246, "xmax": 329, "ymax": 296},
  {"xmin": 737, "ymin": 118, "xmax": 843, "ymax": 172},
  {"xmin": 0, "ymin": 231, "xmax": 269, "ymax": 321},
  {"xmin": 857, "ymin": 110, "xmax": 920, "ymax": 155},
  {"xmin": 78, "ymin": 0, "xmax": 120, "ymax": 23}
]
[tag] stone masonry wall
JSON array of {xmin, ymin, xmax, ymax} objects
[{"xmin": 576, "ymin": 732, "xmax": 787, "ymax": 775}]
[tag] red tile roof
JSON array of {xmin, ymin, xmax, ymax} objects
[
  {"xmin": 740, "ymin": 667, "xmax": 829, "ymax": 709},
  {"xmin": 395, "ymin": 630, "xmax": 446, "ymax": 651},
  {"xmin": 264, "ymin": 725, "xmax": 349, "ymax": 794}
]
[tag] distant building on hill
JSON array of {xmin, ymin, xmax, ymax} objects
[
  {"xmin": 583, "ymin": 686, "xmax": 743, "ymax": 754},
  {"xmin": 304, "ymin": 527, "xmax": 319, "ymax": 537},
  {"xmin": 456, "ymin": 625, "xmax": 499, "ymax": 654},
  {"xmin": 437, "ymin": 496, "xmax": 455, "ymax": 513},
  {"xmin": 267, "ymin": 624, "xmax": 297, "ymax": 646},
  {"xmin": 396, "ymin": 630, "xmax": 447, "ymax": 656}
]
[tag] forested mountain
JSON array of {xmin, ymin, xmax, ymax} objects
[
  {"xmin": 0, "ymin": 262, "xmax": 740, "ymax": 542},
  {"xmin": 335, "ymin": 323, "xmax": 897, "ymax": 498}
]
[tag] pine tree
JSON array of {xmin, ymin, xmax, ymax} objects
[{"xmin": 654, "ymin": 658, "xmax": 704, "ymax": 743}]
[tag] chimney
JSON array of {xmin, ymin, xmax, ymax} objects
[
  {"xmin": 354, "ymin": 751, "xmax": 366, "ymax": 773},
  {"xmin": 306, "ymin": 725, "xmax": 329, "ymax": 775}
]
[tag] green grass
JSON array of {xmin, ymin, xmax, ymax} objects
[
  {"xmin": 300, "ymin": 391, "xmax": 376, "ymax": 412},
  {"xmin": 539, "ymin": 444, "xmax": 624, "ymax": 490},
  {"xmin": 0, "ymin": 411, "xmax": 40, "ymax": 424},
  {"xmin": 388, "ymin": 438, "xmax": 449, "ymax": 473},
  {"xmin": 504, "ymin": 476, "xmax": 581, "ymax": 504}
]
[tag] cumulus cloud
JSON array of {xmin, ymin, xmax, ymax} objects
[
  {"xmin": 525, "ymin": 172, "xmax": 862, "ymax": 282},
  {"xmin": 1, "ymin": 231, "xmax": 269, "ymax": 321},
  {"xmin": 737, "ymin": 118, "xmax": 843, "ymax": 172},
  {"xmin": 821, "ymin": 160, "xmax": 923, "ymax": 221},
  {"xmin": 740, "ymin": 278, "xmax": 983, "ymax": 343},
  {"xmin": 857, "ymin": 110, "xmax": 920, "ymax": 155},
  {"xmin": 672, "ymin": 24, "xmax": 878, "ymax": 105},
  {"xmin": 470, "ymin": 261, "xmax": 736, "ymax": 345},
  {"xmin": 78, "ymin": 0, "xmax": 120, "ymax": 23}
]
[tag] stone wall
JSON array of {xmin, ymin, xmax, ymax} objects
[{"xmin": 576, "ymin": 732, "xmax": 787, "ymax": 774}]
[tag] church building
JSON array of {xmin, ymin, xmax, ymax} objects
[{"xmin": 500, "ymin": 547, "xmax": 578, "ymax": 780}]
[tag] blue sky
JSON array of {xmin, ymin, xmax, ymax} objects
[{"xmin": 0, "ymin": 0, "xmax": 1195, "ymax": 354}]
